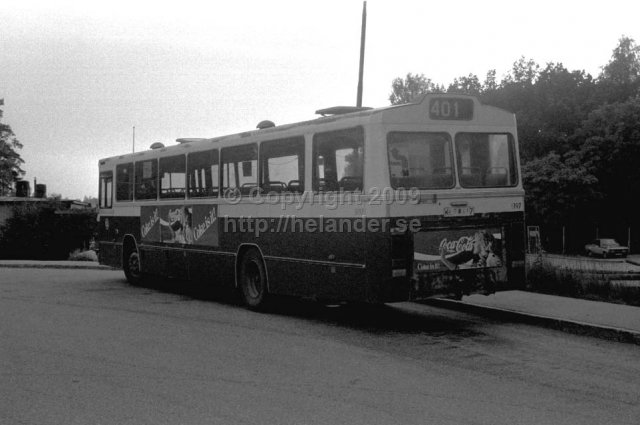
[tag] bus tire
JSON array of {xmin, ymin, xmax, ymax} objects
[
  {"xmin": 238, "ymin": 249, "xmax": 269, "ymax": 310},
  {"xmin": 123, "ymin": 248, "xmax": 143, "ymax": 285}
]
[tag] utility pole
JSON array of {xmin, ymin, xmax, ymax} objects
[
  {"xmin": 132, "ymin": 126, "xmax": 136, "ymax": 153},
  {"xmin": 356, "ymin": 1, "xmax": 367, "ymax": 107}
]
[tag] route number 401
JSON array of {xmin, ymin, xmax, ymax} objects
[{"xmin": 428, "ymin": 98, "xmax": 474, "ymax": 120}]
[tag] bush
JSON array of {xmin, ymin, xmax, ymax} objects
[
  {"xmin": 526, "ymin": 262, "xmax": 640, "ymax": 306},
  {"xmin": 68, "ymin": 249, "xmax": 98, "ymax": 262},
  {"xmin": 526, "ymin": 263, "xmax": 582, "ymax": 296},
  {"xmin": 0, "ymin": 202, "xmax": 97, "ymax": 260}
]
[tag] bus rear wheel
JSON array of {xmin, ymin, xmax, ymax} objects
[
  {"xmin": 238, "ymin": 249, "xmax": 269, "ymax": 310},
  {"xmin": 124, "ymin": 249, "xmax": 143, "ymax": 285}
]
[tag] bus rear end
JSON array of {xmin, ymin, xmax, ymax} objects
[{"xmin": 371, "ymin": 94, "xmax": 525, "ymax": 301}]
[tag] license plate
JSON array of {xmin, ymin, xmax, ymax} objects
[{"xmin": 443, "ymin": 206, "xmax": 474, "ymax": 217}]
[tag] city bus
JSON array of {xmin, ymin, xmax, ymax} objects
[{"xmin": 97, "ymin": 94, "xmax": 525, "ymax": 309}]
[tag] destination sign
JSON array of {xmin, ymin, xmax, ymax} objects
[{"xmin": 428, "ymin": 98, "xmax": 474, "ymax": 120}]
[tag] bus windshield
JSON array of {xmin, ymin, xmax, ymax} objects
[
  {"xmin": 455, "ymin": 133, "xmax": 518, "ymax": 188},
  {"xmin": 387, "ymin": 132, "xmax": 454, "ymax": 189}
]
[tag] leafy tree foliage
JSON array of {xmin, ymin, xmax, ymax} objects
[
  {"xmin": 522, "ymin": 153, "xmax": 599, "ymax": 226},
  {"xmin": 447, "ymin": 74, "xmax": 483, "ymax": 95},
  {"xmin": 0, "ymin": 100, "xmax": 25, "ymax": 196},
  {"xmin": 571, "ymin": 97, "xmax": 640, "ymax": 224},
  {"xmin": 602, "ymin": 36, "xmax": 640, "ymax": 83},
  {"xmin": 483, "ymin": 69, "xmax": 498, "ymax": 92},
  {"xmin": 389, "ymin": 73, "xmax": 444, "ymax": 105},
  {"xmin": 598, "ymin": 36, "xmax": 640, "ymax": 103}
]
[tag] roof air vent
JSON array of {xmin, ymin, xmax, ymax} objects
[
  {"xmin": 176, "ymin": 138, "xmax": 207, "ymax": 144},
  {"xmin": 256, "ymin": 120, "xmax": 275, "ymax": 129},
  {"xmin": 150, "ymin": 142, "xmax": 165, "ymax": 149},
  {"xmin": 315, "ymin": 106, "xmax": 372, "ymax": 116}
]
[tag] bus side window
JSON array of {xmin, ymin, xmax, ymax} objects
[
  {"xmin": 260, "ymin": 136, "xmax": 305, "ymax": 194},
  {"xmin": 312, "ymin": 127, "xmax": 364, "ymax": 192},
  {"xmin": 135, "ymin": 159, "xmax": 158, "ymax": 200},
  {"xmin": 221, "ymin": 144, "xmax": 258, "ymax": 196},
  {"xmin": 188, "ymin": 149, "xmax": 219, "ymax": 198},
  {"xmin": 115, "ymin": 163, "xmax": 133, "ymax": 201},
  {"xmin": 159, "ymin": 155, "xmax": 186, "ymax": 199},
  {"xmin": 99, "ymin": 171, "xmax": 113, "ymax": 208}
]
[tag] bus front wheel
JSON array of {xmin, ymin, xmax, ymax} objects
[
  {"xmin": 124, "ymin": 249, "xmax": 143, "ymax": 285},
  {"xmin": 238, "ymin": 249, "xmax": 269, "ymax": 310}
]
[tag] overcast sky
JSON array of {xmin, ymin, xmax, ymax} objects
[{"xmin": 1, "ymin": 0, "xmax": 638, "ymax": 199}]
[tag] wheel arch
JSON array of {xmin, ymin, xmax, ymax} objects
[
  {"xmin": 235, "ymin": 243, "xmax": 270, "ymax": 292},
  {"xmin": 122, "ymin": 234, "xmax": 139, "ymax": 267}
]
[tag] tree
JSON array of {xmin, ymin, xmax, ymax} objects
[
  {"xmin": 571, "ymin": 97, "xmax": 640, "ymax": 224},
  {"xmin": 447, "ymin": 73, "xmax": 482, "ymax": 95},
  {"xmin": 597, "ymin": 36, "xmax": 640, "ymax": 103},
  {"xmin": 600, "ymin": 36, "xmax": 640, "ymax": 85},
  {"xmin": 505, "ymin": 56, "xmax": 540, "ymax": 86},
  {"xmin": 0, "ymin": 99, "xmax": 25, "ymax": 196},
  {"xmin": 522, "ymin": 152, "xmax": 600, "ymax": 226},
  {"xmin": 483, "ymin": 69, "xmax": 498, "ymax": 92},
  {"xmin": 480, "ymin": 61, "xmax": 597, "ymax": 161},
  {"xmin": 389, "ymin": 73, "xmax": 444, "ymax": 105}
]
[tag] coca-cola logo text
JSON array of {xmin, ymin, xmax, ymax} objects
[{"xmin": 439, "ymin": 236, "xmax": 475, "ymax": 254}]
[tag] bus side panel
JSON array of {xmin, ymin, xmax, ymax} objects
[
  {"xmin": 265, "ymin": 259, "xmax": 368, "ymax": 301},
  {"xmin": 187, "ymin": 250, "xmax": 235, "ymax": 287},
  {"xmin": 97, "ymin": 215, "xmax": 140, "ymax": 268},
  {"xmin": 138, "ymin": 246, "xmax": 168, "ymax": 277},
  {"xmin": 364, "ymin": 229, "xmax": 411, "ymax": 303},
  {"xmin": 265, "ymin": 228, "xmax": 366, "ymax": 300},
  {"xmin": 220, "ymin": 216, "xmax": 368, "ymax": 301}
]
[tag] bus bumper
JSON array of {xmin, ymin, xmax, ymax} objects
[{"xmin": 408, "ymin": 266, "xmax": 507, "ymax": 301}]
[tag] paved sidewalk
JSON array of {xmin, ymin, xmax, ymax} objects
[
  {"xmin": 0, "ymin": 260, "xmax": 113, "ymax": 271},
  {"xmin": 428, "ymin": 290, "xmax": 640, "ymax": 344}
]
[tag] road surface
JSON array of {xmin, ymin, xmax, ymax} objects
[{"xmin": 1, "ymin": 268, "xmax": 639, "ymax": 425}]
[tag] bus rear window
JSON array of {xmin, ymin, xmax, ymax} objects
[
  {"xmin": 455, "ymin": 133, "xmax": 517, "ymax": 188},
  {"xmin": 387, "ymin": 132, "xmax": 454, "ymax": 189}
]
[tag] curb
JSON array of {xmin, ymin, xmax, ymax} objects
[
  {"xmin": 423, "ymin": 298, "xmax": 640, "ymax": 346},
  {"xmin": 0, "ymin": 262, "xmax": 115, "ymax": 271}
]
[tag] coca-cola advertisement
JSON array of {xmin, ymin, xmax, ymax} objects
[
  {"xmin": 140, "ymin": 204, "xmax": 219, "ymax": 247},
  {"xmin": 413, "ymin": 228, "xmax": 503, "ymax": 272}
]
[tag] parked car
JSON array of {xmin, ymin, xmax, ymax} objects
[{"xmin": 585, "ymin": 238, "xmax": 629, "ymax": 258}]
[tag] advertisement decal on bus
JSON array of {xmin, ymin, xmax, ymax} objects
[
  {"xmin": 413, "ymin": 228, "xmax": 503, "ymax": 273},
  {"xmin": 141, "ymin": 205, "xmax": 219, "ymax": 246}
]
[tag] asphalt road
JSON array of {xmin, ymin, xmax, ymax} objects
[{"xmin": 1, "ymin": 269, "xmax": 639, "ymax": 425}]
